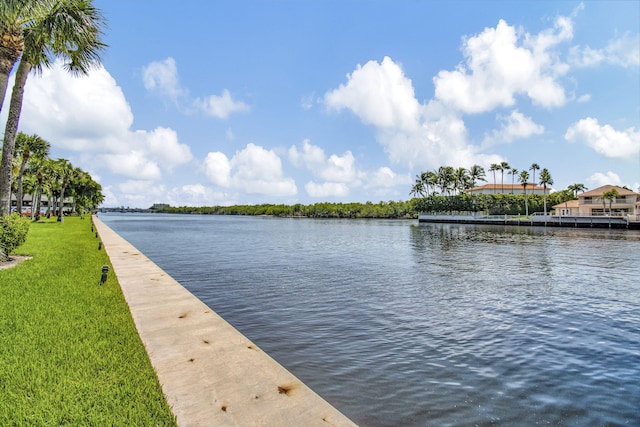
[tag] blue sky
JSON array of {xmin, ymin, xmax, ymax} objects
[{"xmin": 2, "ymin": 0, "xmax": 639, "ymax": 207}]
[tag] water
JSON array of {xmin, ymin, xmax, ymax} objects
[{"xmin": 99, "ymin": 213, "xmax": 640, "ymax": 426}]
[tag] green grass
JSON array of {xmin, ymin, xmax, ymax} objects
[{"xmin": 0, "ymin": 217, "xmax": 176, "ymax": 426}]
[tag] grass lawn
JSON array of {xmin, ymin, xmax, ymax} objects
[{"xmin": 0, "ymin": 216, "xmax": 176, "ymax": 426}]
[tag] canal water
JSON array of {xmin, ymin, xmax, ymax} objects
[{"xmin": 99, "ymin": 213, "xmax": 640, "ymax": 426}]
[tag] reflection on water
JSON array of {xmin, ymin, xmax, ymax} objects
[{"xmin": 100, "ymin": 214, "xmax": 640, "ymax": 426}]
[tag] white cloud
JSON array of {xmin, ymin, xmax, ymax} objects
[
  {"xmin": 203, "ymin": 151, "xmax": 232, "ymax": 187},
  {"xmin": 141, "ymin": 57, "xmax": 249, "ymax": 119},
  {"xmin": 569, "ymin": 32, "xmax": 640, "ymax": 68},
  {"xmin": 101, "ymin": 151, "xmax": 161, "ymax": 180},
  {"xmin": 289, "ymin": 139, "xmax": 413, "ymax": 199},
  {"xmin": 365, "ymin": 167, "xmax": 412, "ymax": 189},
  {"xmin": 18, "ymin": 62, "xmax": 132, "ymax": 150},
  {"xmin": 324, "ymin": 57, "xmax": 502, "ymax": 171},
  {"xmin": 482, "ymin": 110, "xmax": 544, "ymax": 147},
  {"xmin": 325, "ymin": 56, "xmax": 421, "ymax": 131},
  {"xmin": 288, "ymin": 140, "xmax": 362, "ymax": 198},
  {"xmin": 142, "ymin": 57, "xmax": 185, "ymax": 103},
  {"xmin": 204, "ymin": 143, "xmax": 297, "ymax": 197},
  {"xmin": 116, "ymin": 180, "xmax": 166, "ymax": 207},
  {"xmin": 194, "ymin": 89, "xmax": 250, "ymax": 119},
  {"xmin": 433, "ymin": 17, "xmax": 571, "ymax": 113},
  {"xmin": 576, "ymin": 94, "xmax": 591, "ymax": 103},
  {"xmin": 167, "ymin": 184, "xmax": 233, "ymax": 207},
  {"xmin": 14, "ymin": 61, "xmax": 193, "ymax": 184},
  {"xmin": 565, "ymin": 117, "xmax": 640, "ymax": 158},
  {"xmin": 289, "ymin": 140, "xmax": 358, "ymax": 183},
  {"xmin": 305, "ymin": 181, "xmax": 350, "ymax": 198},
  {"xmin": 587, "ymin": 171, "xmax": 622, "ymax": 188}
]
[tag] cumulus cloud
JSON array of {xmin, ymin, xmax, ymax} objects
[
  {"xmin": 19, "ymin": 62, "xmax": 132, "ymax": 150},
  {"xmin": 204, "ymin": 143, "xmax": 297, "ymax": 197},
  {"xmin": 324, "ymin": 57, "xmax": 506, "ymax": 172},
  {"xmin": 16, "ymin": 61, "xmax": 193, "ymax": 183},
  {"xmin": 587, "ymin": 171, "xmax": 622, "ymax": 187},
  {"xmin": 288, "ymin": 139, "xmax": 363, "ymax": 198},
  {"xmin": 116, "ymin": 180, "xmax": 166, "ymax": 207},
  {"xmin": 565, "ymin": 118, "xmax": 640, "ymax": 158},
  {"xmin": 365, "ymin": 167, "xmax": 412, "ymax": 189},
  {"xmin": 194, "ymin": 89, "xmax": 250, "ymax": 119},
  {"xmin": 305, "ymin": 181, "xmax": 350, "ymax": 198},
  {"xmin": 167, "ymin": 184, "xmax": 233, "ymax": 207},
  {"xmin": 482, "ymin": 110, "xmax": 544, "ymax": 147},
  {"xmin": 142, "ymin": 57, "xmax": 185, "ymax": 103},
  {"xmin": 289, "ymin": 139, "xmax": 413, "ymax": 199},
  {"xmin": 325, "ymin": 58, "xmax": 470, "ymax": 170},
  {"xmin": 569, "ymin": 32, "xmax": 640, "ymax": 68},
  {"xmin": 325, "ymin": 56, "xmax": 421, "ymax": 131},
  {"xmin": 289, "ymin": 140, "xmax": 358, "ymax": 183},
  {"xmin": 433, "ymin": 17, "xmax": 571, "ymax": 113}
]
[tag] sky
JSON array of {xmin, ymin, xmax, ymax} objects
[{"xmin": 1, "ymin": 0, "xmax": 639, "ymax": 208}]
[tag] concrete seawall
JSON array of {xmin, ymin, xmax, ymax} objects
[{"xmin": 93, "ymin": 216, "xmax": 356, "ymax": 427}]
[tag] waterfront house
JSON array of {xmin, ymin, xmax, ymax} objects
[
  {"xmin": 466, "ymin": 183, "xmax": 546, "ymax": 195},
  {"xmin": 552, "ymin": 185, "xmax": 640, "ymax": 217}
]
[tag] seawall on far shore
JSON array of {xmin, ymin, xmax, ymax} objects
[
  {"xmin": 418, "ymin": 214, "xmax": 640, "ymax": 230},
  {"xmin": 92, "ymin": 216, "xmax": 357, "ymax": 427}
]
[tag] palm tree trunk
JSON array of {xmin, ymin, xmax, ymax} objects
[
  {"xmin": 58, "ymin": 185, "xmax": 67, "ymax": 222},
  {"xmin": 0, "ymin": 59, "xmax": 31, "ymax": 216},
  {"xmin": 15, "ymin": 160, "xmax": 28, "ymax": 215}
]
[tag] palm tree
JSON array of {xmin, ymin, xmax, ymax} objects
[
  {"xmin": 530, "ymin": 163, "xmax": 540, "ymax": 188},
  {"xmin": 69, "ymin": 168, "xmax": 103, "ymax": 214},
  {"xmin": 602, "ymin": 188, "xmax": 619, "ymax": 216},
  {"xmin": 489, "ymin": 163, "xmax": 499, "ymax": 193},
  {"xmin": 425, "ymin": 171, "xmax": 438, "ymax": 195},
  {"xmin": 54, "ymin": 158, "xmax": 73, "ymax": 222},
  {"xmin": 453, "ymin": 167, "xmax": 469, "ymax": 195},
  {"xmin": 13, "ymin": 132, "xmax": 50, "ymax": 214},
  {"xmin": 437, "ymin": 166, "xmax": 455, "ymax": 196},
  {"xmin": 410, "ymin": 176, "xmax": 426, "ymax": 198},
  {"xmin": 508, "ymin": 168, "xmax": 519, "ymax": 194},
  {"xmin": 519, "ymin": 170, "xmax": 530, "ymax": 216},
  {"xmin": 468, "ymin": 164, "xmax": 486, "ymax": 187},
  {"xmin": 567, "ymin": 183, "xmax": 587, "ymax": 198},
  {"xmin": 0, "ymin": 0, "xmax": 106, "ymax": 216},
  {"xmin": 0, "ymin": 0, "xmax": 49, "ymax": 112},
  {"xmin": 539, "ymin": 168, "xmax": 553, "ymax": 215},
  {"xmin": 499, "ymin": 161, "xmax": 510, "ymax": 194}
]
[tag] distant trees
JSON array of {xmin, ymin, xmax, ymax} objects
[
  {"xmin": 155, "ymin": 200, "xmax": 419, "ymax": 219},
  {"xmin": 410, "ymin": 165, "xmax": 486, "ymax": 197},
  {"xmin": 8, "ymin": 132, "xmax": 103, "ymax": 219}
]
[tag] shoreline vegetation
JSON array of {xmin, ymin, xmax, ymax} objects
[
  {"xmin": 137, "ymin": 192, "xmax": 575, "ymax": 219},
  {"xmin": 0, "ymin": 217, "xmax": 176, "ymax": 425}
]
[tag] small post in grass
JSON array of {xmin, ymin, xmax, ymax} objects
[{"xmin": 100, "ymin": 265, "xmax": 109, "ymax": 284}]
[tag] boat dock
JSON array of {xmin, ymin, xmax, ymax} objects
[{"xmin": 418, "ymin": 213, "xmax": 640, "ymax": 229}]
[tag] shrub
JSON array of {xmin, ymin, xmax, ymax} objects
[{"xmin": 0, "ymin": 213, "xmax": 31, "ymax": 260}]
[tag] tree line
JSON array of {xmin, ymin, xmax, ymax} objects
[
  {"xmin": 9, "ymin": 132, "xmax": 104, "ymax": 220},
  {"xmin": 152, "ymin": 200, "xmax": 419, "ymax": 219},
  {"xmin": 410, "ymin": 162, "xmax": 579, "ymax": 216}
]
